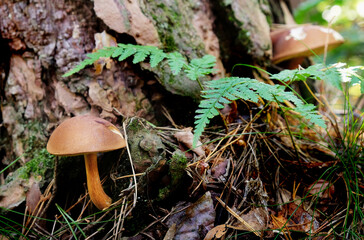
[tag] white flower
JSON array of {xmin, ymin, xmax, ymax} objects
[{"xmin": 337, "ymin": 66, "xmax": 363, "ymax": 82}]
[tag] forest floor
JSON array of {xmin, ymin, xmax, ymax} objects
[{"xmin": 1, "ymin": 90, "xmax": 363, "ymax": 240}]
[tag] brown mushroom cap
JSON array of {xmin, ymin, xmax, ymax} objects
[
  {"xmin": 47, "ymin": 115, "xmax": 126, "ymax": 156},
  {"xmin": 271, "ymin": 25, "xmax": 344, "ymax": 64}
]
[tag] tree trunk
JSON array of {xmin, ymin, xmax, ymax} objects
[{"xmin": 0, "ymin": 0, "xmax": 292, "ymax": 226}]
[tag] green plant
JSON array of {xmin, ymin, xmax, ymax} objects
[
  {"xmin": 270, "ymin": 63, "xmax": 364, "ymax": 239},
  {"xmin": 63, "ymin": 43, "xmax": 329, "ymax": 146},
  {"xmin": 56, "ymin": 204, "xmax": 86, "ymax": 239},
  {"xmin": 18, "ymin": 148, "xmax": 54, "ymax": 179},
  {"xmin": 326, "ymin": 86, "xmax": 364, "ymax": 239},
  {"xmin": 63, "ymin": 44, "xmax": 216, "ymax": 83}
]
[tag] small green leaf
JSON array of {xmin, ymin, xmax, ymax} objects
[
  {"xmin": 133, "ymin": 47, "xmax": 150, "ymax": 63},
  {"xmin": 112, "ymin": 46, "xmax": 125, "ymax": 58},
  {"xmin": 325, "ymin": 68, "xmax": 343, "ymax": 91},
  {"xmin": 118, "ymin": 46, "xmax": 137, "ymax": 61},
  {"xmin": 167, "ymin": 52, "xmax": 186, "ymax": 75},
  {"xmin": 193, "ymin": 76, "xmax": 326, "ymax": 146},
  {"xmin": 149, "ymin": 47, "xmax": 167, "ymax": 67},
  {"xmin": 184, "ymin": 55, "xmax": 216, "ymax": 80}
]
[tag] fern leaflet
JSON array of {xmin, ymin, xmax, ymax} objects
[
  {"xmin": 185, "ymin": 55, "xmax": 217, "ymax": 80},
  {"xmin": 63, "ymin": 44, "xmax": 214, "ymax": 78},
  {"xmin": 116, "ymin": 45, "xmax": 137, "ymax": 61},
  {"xmin": 63, "ymin": 47, "xmax": 115, "ymax": 77},
  {"xmin": 193, "ymin": 77, "xmax": 326, "ymax": 146},
  {"xmin": 149, "ymin": 47, "xmax": 167, "ymax": 67},
  {"xmin": 167, "ymin": 52, "xmax": 187, "ymax": 75}
]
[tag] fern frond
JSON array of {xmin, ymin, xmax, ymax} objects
[
  {"xmin": 63, "ymin": 44, "xmax": 188, "ymax": 77},
  {"xmin": 148, "ymin": 47, "xmax": 167, "ymax": 67},
  {"xmin": 270, "ymin": 64, "xmax": 325, "ymax": 83},
  {"xmin": 295, "ymin": 103, "xmax": 326, "ymax": 127},
  {"xmin": 193, "ymin": 77, "xmax": 326, "ymax": 146},
  {"xmin": 111, "ymin": 45, "xmax": 124, "ymax": 58},
  {"xmin": 193, "ymin": 77, "xmax": 250, "ymax": 146},
  {"xmin": 132, "ymin": 45, "xmax": 150, "ymax": 63},
  {"xmin": 117, "ymin": 45, "xmax": 137, "ymax": 61},
  {"xmin": 63, "ymin": 42, "xmax": 217, "ymax": 84},
  {"xmin": 63, "ymin": 47, "xmax": 116, "ymax": 77},
  {"xmin": 166, "ymin": 52, "xmax": 187, "ymax": 75},
  {"xmin": 184, "ymin": 55, "xmax": 216, "ymax": 80}
]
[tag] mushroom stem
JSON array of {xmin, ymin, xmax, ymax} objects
[{"xmin": 84, "ymin": 153, "xmax": 112, "ymax": 210}]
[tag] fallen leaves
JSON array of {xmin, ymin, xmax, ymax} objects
[
  {"xmin": 174, "ymin": 128, "xmax": 205, "ymax": 158},
  {"xmin": 93, "ymin": 31, "xmax": 117, "ymax": 75},
  {"xmin": 0, "ymin": 175, "xmax": 38, "ymax": 209},
  {"xmin": 307, "ymin": 179, "xmax": 335, "ymax": 199},
  {"xmin": 54, "ymin": 81, "xmax": 88, "ymax": 116},
  {"xmin": 166, "ymin": 192, "xmax": 215, "ymax": 240},
  {"xmin": 88, "ymin": 80, "xmax": 113, "ymax": 114},
  {"xmin": 203, "ymin": 224, "xmax": 227, "ymax": 240},
  {"xmin": 26, "ymin": 182, "xmax": 42, "ymax": 214},
  {"xmin": 271, "ymin": 202, "xmax": 320, "ymax": 234},
  {"xmin": 216, "ymin": 197, "xmax": 262, "ymax": 237}
]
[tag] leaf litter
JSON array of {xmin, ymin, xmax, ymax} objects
[{"xmin": 1, "ymin": 85, "xmax": 360, "ymax": 239}]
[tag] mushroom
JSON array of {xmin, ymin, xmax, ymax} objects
[
  {"xmin": 47, "ymin": 115, "xmax": 126, "ymax": 210},
  {"xmin": 271, "ymin": 25, "xmax": 344, "ymax": 69}
]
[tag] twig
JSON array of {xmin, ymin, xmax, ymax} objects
[
  {"xmin": 216, "ymin": 197, "xmax": 261, "ymax": 237},
  {"xmin": 123, "ymin": 120, "xmax": 137, "ymax": 215}
]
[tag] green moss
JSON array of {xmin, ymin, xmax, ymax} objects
[
  {"xmin": 17, "ymin": 121, "xmax": 55, "ymax": 180},
  {"xmin": 168, "ymin": 150, "xmax": 187, "ymax": 186},
  {"xmin": 162, "ymin": 35, "xmax": 178, "ymax": 52},
  {"xmin": 18, "ymin": 148, "xmax": 54, "ymax": 180},
  {"xmin": 126, "ymin": 118, "xmax": 141, "ymax": 132},
  {"xmin": 237, "ymin": 29, "xmax": 253, "ymax": 50},
  {"xmin": 158, "ymin": 187, "xmax": 170, "ymax": 200},
  {"xmin": 126, "ymin": 117, "xmax": 166, "ymax": 172},
  {"xmin": 156, "ymin": 150, "xmax": 187, "ymax": 201},
  {"xmin": 143, "ymin": 0, "xmax": 204, "ymax": 54}
]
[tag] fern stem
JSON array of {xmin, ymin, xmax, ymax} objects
[
  {"xmin": 274, "ymin": 96, "xmax": 302, "ymax": 170},
  {"xmin": 302, "ymin": 80, "xmax": 324, "ymax": 106},
  {"xmin": 196, "ymin": 78, "xmax": 204, "ymax": 90}
]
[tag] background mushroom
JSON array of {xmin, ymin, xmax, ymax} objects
[
  {"xmin": 47, "ymin": 115, "xmax": 126, "ymax": 210},
  {"xmin": 271, "ymin": 25, "xmax": 345, "ymax": 69}
]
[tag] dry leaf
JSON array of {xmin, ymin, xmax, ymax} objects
[
  {"xmin": 271, "ymin": 214, "xmax": 289, "ymax": 230},
  {"xmin": 174, "ymin": 128, "xmax": 205, "ymax": 157},
  {"xmin": 94, "ymin": 31, "xmax": 117, "ymax": 50},
  {"xmin": 272, "ymin": 202, "xmax": 319, "ymax": 233},
  {"xmin": 26, "ymin": 182, "xmax": 42, "ymax": 214},
  {"xmin": 54, "ymin": 81, "xmax": 88, "ymax": 116},
  {"xmin": 307, "ymin": 179, "xmax": 334, "ymax": 199},
  {"xmin": 163, "ymin": 223, "xmax": 177, "ymax": 240},
  {"xmin": 235, "ymin": 208, "xmax": 269, "ymax": 234},
  {"xmin": 0, "ymin": 176, "xmax": 37, "ymax": 209},
  {"xmin": 93, "ymin": 31, "xmax": 117, "ymax": 75},
  {"xmin": 8, "ymin": 55, "xmax": 44, "ymax": 102},
  {"xmin": 88, "ymin": 80, "xmax": 113, "ymax": 112},
  {"xmin": 204, "ymin": 224, "xmax": 227, "ymax": 240},
  {"xmin": 166, "ymin": 192, "xmax": 215, "ymax": 240},
  {"xmin": 277, "ymin": 188, "xmax": 292, "ymax": 206},
  {"xmin": 210, "ymin": 158, "xmax": 229, "ymax": 180}
]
